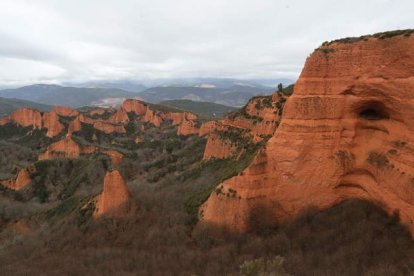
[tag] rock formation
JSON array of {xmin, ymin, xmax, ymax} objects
[
  {"xmin": 203, "ymin": 134, "xmax": 238, "ymax": 160},
  {"xmin": 42, "ymin": 111, "xmax": 65, "ymax": 137},
  {"xmin": 9, "ymin": 108, "xmax": 42, "ymax": 129},
  {"xmin": 177, "ymin": 119, "xmax": 199, "ymax": 136},
  {"xmin": 143, "ymin": 108, "xmax": 163, "ymax": 127},
  {"xmin": 122, "ymin": 99, "xmax": 147, "ymax": 116},
  {"xmin": 0, "ymin": 168, "xmax": 32, "ymax": 190},
  {"xmin": 52, "ymin": 106, "xmax": 79, "ymax": 117},
  {"xmin": 93, "ymin": 121, "xmax": 126, "ymax": 134},
  {"xmin": 93, "ymin": 170, "xmax": 135, "ymax": 218},
  {"xmin": 101, "ymin": 149, "xmax": 124, "ymax": 164},
  {"xmin": 198, "ymin": 31, "xmax": 414, "ymax": 235},
  {"xmin": 39, "ymin": 135, "xmax": 95, "ymax": 160},
  {"xmin": 108, "ymin": 108, "xmax": 130, "ymax": 124},
  {"xmin": 163, "ymin": 112, "xmax": 197, "ymax": 125}
]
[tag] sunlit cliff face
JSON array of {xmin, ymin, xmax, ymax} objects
[
  {"xmin": 335, "ymin": 79, "xmax": 414, "ymax": 228},
  {"xmin": 198, "ymin": 33, "xmax": 414, "ymax": 235}
]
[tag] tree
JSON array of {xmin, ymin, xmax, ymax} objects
[{"xmin": 277, "ymin": 83, "xmax": 283, "ymax": 93}]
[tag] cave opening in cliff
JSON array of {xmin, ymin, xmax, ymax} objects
[{"xmin": 358, "ymin": 102, "xmax": 389, "ymax": 120}]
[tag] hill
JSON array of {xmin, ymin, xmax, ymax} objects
[
  {"xmin": 0, "ymin": 97, "xmax": 52, "ymax": 116},
  {"xmin": 138, "ymin": 85, "xmax": 274, "ymax": 107},
  {"xmin": 160, "ymin": 99, "xmax": 236, "ymax": 118},
  {"xmin": 0, "ymin": 84, "xmax": 137, "ymax": 108}
]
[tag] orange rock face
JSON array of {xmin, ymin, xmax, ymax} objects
[
  {"xmin": 93, "ymin": 121, "xmax": 126, "ymax": 134},
  {"xmin": 203, "ymin": 134, "xmax": 238, "ymax": 160},
  {"xmin": 143, "ymin": 108, "xmax": 163, "ymax": 127},
  {"xmin": 199, "ymin": 121, "xmax": 220, "ymax": 137},
  {"xmin": 101, "ymin": 149, "xmax": 124, "ymax": 164},
  {"xmin": 9, "ymin": 108, "xmax": 42, "ymax": 129},
  {"xmin": 199, "ymin": 33, "xmax": 414, "ymax": 235},
  {"xmin": 0, "ymin": 168, "xmax": 32, "ymax": 190},
  {"xmin": 122, "ymin": 99, "xmax": 147, "ymax": 116},
  {"xmin": 89, "ymin": 108, "xmax": 107, "ymax": 116},
  {"xmin": 163, "ymin": 112, "xmax": 197, "ymax": 125},
  {"xmin": 42, "ymin": 111, "xmax": 65, "ymax": 137},
  {"xmin": 108, "ymin": 108, "xmax": 130, "ymax": 124},
  {"xmin": 53, "ymin": 106, "xmax": 79, "ymax": 117},
  {"xmin": 177, "ymin": 120, "xmax": 199, "ymax": 136},
  {"xmin": 93, "ymin": 170, "xmax": 135, "ymax": 218},
  {"xmin": 39, "ymin": 135, "xmax": 95, "ymax": 160},
  {"xmin": 68, "ymin": 115, "xmax": 82, "ymax": 135}
]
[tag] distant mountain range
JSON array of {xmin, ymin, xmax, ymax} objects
[
  {"xmin": 138, "ymin": 85, "xmax": 274, "ymax": 107},
  {"xmin": 0, "ymin": 97, "xmax": 52, "ymax": 116},
  {"xmin": 0, "ymin": 78, "xmax": 293, "ymax": 108},
  {"xmin": 0, "ymin": 84, "xmax": 137, "ymax": 108},
  {"xmin": 68, "ymin": 77, "xmax": 292, "ymax": 91},
  {"xmin": 160, "ymin": 99, "xmax": 237, "ymax": 118}
]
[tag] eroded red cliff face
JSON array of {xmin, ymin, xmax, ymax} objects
[
  {"xmin": 108, "ymin": 108, "xmax": 130, "ymax": 124},
  {"xmin": 93, "ymin": 121, "xmax": 126, "ymax": 134},
  {"xmin": 93, "ymin": 170, "xmax": 135, "ymax": 218},
  {"xmin": 0, "ymin": 168, "xmax": 32, "ymax": 190},
  {"xmin": 203, "ymin": 134, "xmax": 239, "ymax": 160},
  {"xmin": 143, "ymin": 108, "xmax": 163, "ymax": 127},
  {"xmin": 53, "ymin": 106, "xmax": 79, "ymax": 117},
  {"xmin": 199, "ymin": 94, "xmax": 286, "ymax": 160},
  {"xmin": 9, "ymin": 108, "xmax": 42, "ymax": 129},
  {"xmin": 39, "ymin": 135, "xmax": 95, "ymax": 160},
  {"xmin": 177, "ymin": 119, "xmax": 199, "ymax": 136},
  {"xmin": 42, "ymin": 111, "xmax": 65, "ymax": 137},
  {"xmin": 199, "ymin": 33, "xmax": 414, "ymax": 235},
  {"xmin": 122, "ymin": 99, "xmax": 147, "ymax": 116}
]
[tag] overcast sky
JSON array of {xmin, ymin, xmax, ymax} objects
[{"xmin": 0, "ymin": 0, "xmax": 412, "ymax": 86}]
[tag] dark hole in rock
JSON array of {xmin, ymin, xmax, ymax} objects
[{"xmin": 359, "ymin": 108, "xmax": 388, "ymax": 120}]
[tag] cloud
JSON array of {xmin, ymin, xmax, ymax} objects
[{"xmin": 0, "ymin": 0, "xmax": 412, "ymax": 86}]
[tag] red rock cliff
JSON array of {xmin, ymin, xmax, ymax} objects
[
  {"xmin": 39, "ymin": 135, "xmax": 95, "ymax": 160},
  {"xmin": 122, "ymin": 99, "xmax": 147, "ymax": 116},
  {"xmin": 9, "ymin": 108, "xmax": 42, "ymax": 129},
  {"xmin": 203, "ymin": 134, "xmax": 239, "ymax": 160},
  {"xmin": 93, "ymin": 170, "xmax": 135, "ymax": 218},
  {"xmin": 199, "ymin": 32, "xmax": 414, "ymax": 235},
  {"xmin": 42, "ymin": 111, "xmax": 65, "ymax": 137}
]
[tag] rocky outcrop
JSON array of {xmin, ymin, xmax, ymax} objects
[
  {"xmin": 39, "ymin": 135, "xmax": 95, "ymax": 160},
  {"xmin": 143, "ymin": 108, "xmax": 163, "ymax": 127},
  {"xmin": 53, "ymin": 106, "xmax": 79, "ymax": 117},
  {"xmin": 199, "ymin": 121, "xmax": 220, "ymax": 137},
  {"xmin": 108, "ymin": 108, "xmax": 130, "ymax": 124},
  {"xmin": 89, "ymin": 108, "xmax": 107, "ymax": 116},
  {"xmin": 197, "ymin": 95, "xmax": 286, "ymax": 159},
  {"xmin": 9, "ymin": 108, "xmax": 42, "ymax": 129},
  {"xmin": 93, "ymin": 170, "xmax": 135, "ymax": 218},
  {"xmin": 163, "ymin": 112, "xmax": 197, "ymax": 125},
  {"xmin": 122, "ymin": 99, "xmax": 147, "ymax": 116},
  {"xmin": 0, "ymin": 168, "xmax": 32, "ymax": 190},
  {"xmin": 0, "ymin": 117, "xmax": 11, "ymax": 126},
  {"xmin": 101, "ymin": 149, "xmax": 124, "ymax": 164},
  {"xmin": 177, "ymin": 120, "xmax": 199, "ymax": 136},
  {"xmin": 203, "ymin": 134, "xmax": 238, "ymax": 160},
  {"xmin": 0, "ymin": 108, "xmax": 65, "ymax": 137},
  {"xmin": 93, "ymin": 121, "xmax": 126, "ymax": 134},
  {"xmin": 42, "ymin": 111, "xmax": 65, "ymax": 137},
  {"xmin": 67, "ymin": 115, "xmax": 83, "ymax": 135},
  {"xmin": 198, "ymin": 32, "xmax": 414, "ymax": 236}
]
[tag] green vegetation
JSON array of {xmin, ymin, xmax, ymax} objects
[
  {"xmin": 184, "ymin": 139, "xmax": 266, "ymax": 225},
  {"xmin": 321, "ymin": 29, "xmax": 414, "ymax": 46},
  {"xmin": 240, "ymin": 256, "xmax": 291, "ymax": 276},
  {"xmin": 367, "ymin": 151, "xmax": 390, "ymax": 168},
  {"xmin": 160, "ymin": 99, "xmax": 237, "ymax": 118}
]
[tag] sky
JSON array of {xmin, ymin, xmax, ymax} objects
[{"xmin": 0, "ymin": 0, "xmax": 412, "ymax": 87}]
